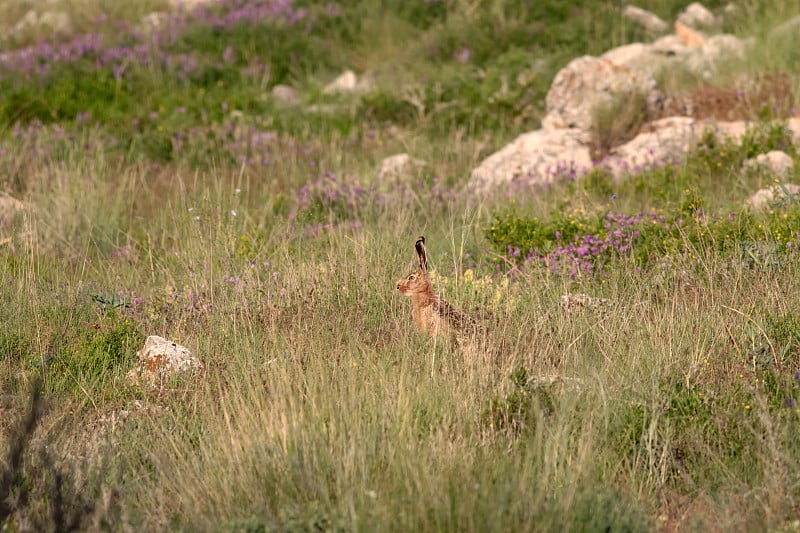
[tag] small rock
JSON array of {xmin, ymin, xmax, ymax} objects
[
  {"xmin": 377, "ymin": 153, "xmax": 426, "ymax": 181},
  {"xmin": 743, "ymin": 150, "xmax": 794, "ymax": 178},
  {"xmin": 746, "ymin": 183, "xmax": 800, "ymax": 209},
  {"xmin": 128, "ymin": 336, "xmax": 204, "ymax": 388},
  {"xmin": 140, "ymin": 11, "xmax": 169, "ymax": 32},
  {"xmin": 623, "ymin": 5, "xmax": 668, "ymax": 34},
  {"xmin": 677, "ymin": 2, "xmax": 719, "ymax": 29},
  {"xmin": 323, "ymin": 70, "xmax": 370, "ymax": 94},
  {"xmin": 675, "ymin": 21, "xmax": 706, "ymax": 48},
  {"xmin": 306, "ymin": 103, "xmax": 339, "ymax": 114},
  {"xmin": 270, "ymin": 84, "xmax": 297, "ymax": 106},
  {"xmin": 560, "ymin": 293, "xmax": 613, "ymax": 313}
]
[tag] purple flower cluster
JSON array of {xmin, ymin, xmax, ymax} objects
[
  {"xmin": 111, "ymin": 242, "xmax": 142, "ymax": 264},
  {"xmin": 510, "ymin": 160, "xmax": 587, "ymax": 190},
  {"xmin": 180, "ymin": 0, "xmax": 306, "ymax": 30},
  {"xmin": 0, "ymin": 0, "xmax": 310, "ymax": 79},
  {"xmin": 531, "ymin": 212, "xmax": 667, "ymax": 278},
  {"xmin": 294, "ymin": 169, "xmax": 376, "ymax": 218},
  {"xmin": 170, "ymin": 118, "xmax": 280, "ymax": 167}
]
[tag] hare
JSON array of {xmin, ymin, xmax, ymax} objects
[{"xmin": 396, "ymin": 236, "xmax": 473, "ymax": 338}]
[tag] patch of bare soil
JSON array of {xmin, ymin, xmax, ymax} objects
[{"xmin": 662, "ymin": 73, "xmax": 795, "ymax": 121}]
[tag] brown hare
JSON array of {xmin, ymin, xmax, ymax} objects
[{"xmin": 396, "ymin": 236, "xmax": 473, "ymax": 338}]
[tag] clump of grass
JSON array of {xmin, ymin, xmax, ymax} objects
[
  {"xmin": 590, "ymin": 91, "xmax": 650, "ymax": 161},
  {"xmin": 1, "ymin": 379, "xmax": 118, "ymax": 531},
  {"xmin": 482, "ymin": 367, "xmax": 557, "ymax": 434}
]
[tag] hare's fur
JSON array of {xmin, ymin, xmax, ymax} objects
[{"xmin": 396, "ymin": 236, "xmax": 472, "ymax": 338}]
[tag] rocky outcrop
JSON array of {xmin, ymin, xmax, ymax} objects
[
  {"xmin": 468, "ymin": 115, "xmax": 800, "ymax": 191},
  {"xmin": 467, "ymin": 2, "xmax": 756, "ymax": 194}
]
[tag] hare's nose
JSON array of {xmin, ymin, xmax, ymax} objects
[{"xmin": 396, "ymin": 283, "xmax": 401, "ymax": 289}]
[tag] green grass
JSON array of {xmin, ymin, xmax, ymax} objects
[{"xmin": 4, "ymin": 0, "xmax": 800, "ymax": 531}]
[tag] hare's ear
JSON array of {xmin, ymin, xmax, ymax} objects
[{"xmin": 415, "ymin": 236, "xmax": 427, "ymax": 271}]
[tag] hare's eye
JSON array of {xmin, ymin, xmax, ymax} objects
[{"xmin": 408, "ymin": 274, "xmax": 416, "ymax": 281}]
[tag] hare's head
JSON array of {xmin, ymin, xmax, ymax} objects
[{"xmin": 396, "ymin": 236, "xmax": 431, "ymax": 297}]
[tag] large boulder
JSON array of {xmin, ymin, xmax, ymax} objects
[
  {"xmin": 600, "ymin": 117, "xmax": 704, "ymax": 177},
  {"xmin": 467, "ymin": 129, "xmax": 592, "ymax": 193},
  {"xmin": 541, "ymin": 56, "xmax": 662, "ymax": 133}
]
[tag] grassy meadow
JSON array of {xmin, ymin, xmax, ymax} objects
[{"xmin": 4, "ymin": 0, "xmax": 800, "ymax": 530}]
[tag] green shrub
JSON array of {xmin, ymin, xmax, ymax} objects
[{"xmin": 482, "ymin": 367, "xmax": 557, "ymax": 434}]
